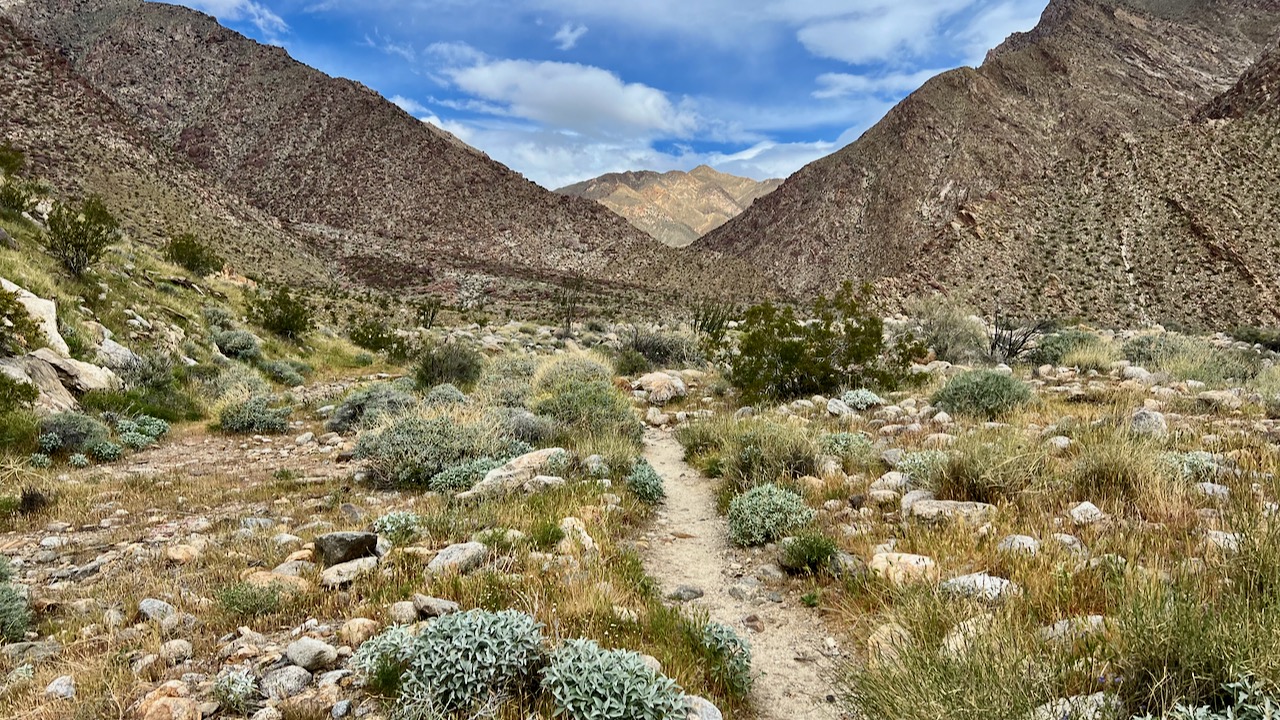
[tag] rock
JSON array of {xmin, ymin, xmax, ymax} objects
[
  {"xmin": 667, "ymin": 585, "xmax": 704, "ymax": 602},
  {"xmin": 942, "ymin": 614, "xmax": 996, "ymax": 659},
  {"xmin": 997, "ymin": 534, "xmax": 1041, "ymax": 556},
  {"xmin": 1195, "ymin": 482, "xmax": 1230, "ymax": 502},
  {"xmin": 45, "ymin": 675, "xmax": 75, "ymax": 699},
  {"xmin": 866, "ymin": 622, "xmax": 912, "ymax": 669},
  {"xmin": 910, "ymin": 499, "xmax": 996, "ymax": 525},
  {"xmin": 165, "ymin": 545, "xmax": 202, "ymax": 564},
  {"xmin": 1, "ymin": 277, "xmax": 69, "ymax": 356},
  {"xmin": 557, "ymin": 517, "xmax": 597, "ymax": 554},
  {"xmin": 136, "ymin": 680, "xmax": 200, "ymax": 720},
  {"xmin": 900, "ymin": 489, "xmax": 935, "ymax": 515},
  {"xmin": 295, "ymin": 432, "xmax": 315, "ymax": 446},
  {"xmin": 1028, "ymin": 693, "xmax": 1121, "ymax": 720},
  {"xmin": 646, "ymin": 407, "xmax": 672, "ymax": 426},
  {"xmin": 95, "ymin": 338, "xmax": 140, "ymax": 370},
  {"xmin": 829, "ymin": 552, "xmax": 867, "ymax": 581},
  {"xmin": 138, "ymin": 598, "xmax": 176, "ymax": 622},
  {"xmin": 31, "ymin": 348, "xmax": 119, "ymax": 393},
  {"xmin": 1198, "ymin": 390, "xmax": 1243, "ymax": 411},
  {"xmin": 523, "ymin": 475, "xmax": 566, "ymax": 494},
  {"xmin": 456, "ymin": 448, "xmax": 567, "ymax": 500},
  {"xmin": 1, "ymin": 640, "xmax": 61, "ymax": 664},
  {"xmin": 388, "ymin": 601, "xmax": 418, "ymax": 625},
  {"xmin": 636, "ymin": 372, "xmax": 687, "ymax": 405},
  {"xmin": 1041, "ymin": 615, "xmax": 1107, "ymax": 646},
  {"xmin": 427, "ymin": 542, "xmax": 489, "ymax": 574},
  {"xmin": 0, "ymin": 356, "xmax": 78, "ymax": 413},
  {"xmin": 1046, "ymin": 436, "xmax": 1072, "ymax": 453},
  {"xmin": 159, "ymin": 639, "xmax": 193, "ymax": 665},
  {"xmin": 1130, "ymin": 409, "xmax": 1167, "ymax": 437},
  {"xmin": 314, "ymin": 532, "xmax": 378, "ymax": 568},
  {"xmin": 286, "ymin": 637, "xmax": 338, "ymax": 671},
  {"xmin": 0, "ymin": 228, "xmax": 13, "ymax": 250},
  {"xmin": 331, "ymin": 699, "xmax": 353, "ymax": 718},
  {"xmin": 262, "ymin": 665, "xmax": 312, "ymax": 700},
  {"xmin": 870, "ymin": 471, "xmax": 909, "ymax": 492},
  {"xmin": 1069, "ymin": 502, "xmax": 1106, "ymax": 526},
  {"xmin": 244, "ymin": 570, "xmax": 311, "ymax": 594},
  {"xmin": 1206, "ymin": 530, "xmax": 1240, "ymax": 553},
  {"xmin": 942, "ymin": 572, "xmax": 1021, "ymax": 601},
  {"xmin": 339, "ymin": 618, "xmax": 380, "ymax": 647},
  {"xmin": 1122, "ymin": 366, "xmax": 1154, "ymax": 384},
  {"xmin": 252, "ymin": 709, "xmax": 284, "ymax": 720},
  {"xmin": 684, "ymin": 695, "xmax": 723, "ymax": 720},
  {"xmin": 826, "ymin": 398, "xmax": 854, "ymax": 416},
  {"xmin": 413, "ymin": 594, "xmax": 460, "ymax": 618},
  {"xmin": 319, "ymin": 556, "xmax": 378, "ymax": 588},
  {"xmin": 869, "ymin": 553, "xmax": 938, "ymax": 586}
]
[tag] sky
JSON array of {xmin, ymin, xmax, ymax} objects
[{"xmin": 162, "ymin": 0, "xmax": 1050, "ymax": 189}]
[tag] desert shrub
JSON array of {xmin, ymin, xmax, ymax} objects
[
  {"xmin": 895, "ymin": 450, "xmax": 949, "ymax": 486},
  {"xmin": 163, "ymin": 232, "xmax": 224, "ymax": 276},
  {"xmin": 213, "ymin": 330, "xmax": 262, "ymax": 361},
  {"xmin": 1232, "ymin": 326, "xmax": 1280, "ymax": 353},
  {"xmin": 80, "ymin": 386, "xmax": 202, "ymax": 423},
  {"xmin": 624, "ymin": 329, "xmax": 702, "ymax": 367},
  {"xmin": 415, "ymin": 343, "xmax": 485, "ymax": 391},
  {"xmin": 902, "ymin": 295, "xmax": 988, "ymax": 364},
  {"xmin": 355, "ymin": 414, "xmax": 504, "ymax": 488},
  {"xmin": 45, "ymin": 195, "xmax": 119, "ymax": 277},
  {"xmin": 0, "ymin": 558, "xmax": 30, "ymax": 642},
  {"xmin": 626, "ymin": 459, "xmax": 665, "ymax": 504},
  {"xmin": 396, "ymin": 610, "xmax": 544, "ymax": 715},
  {"xmin": 1, "ymin": 288, "xmax": 46, "ymax": 356},
  {"xmin": 542, "ymin": 638, "xmax": 684, "ymax": 720},
  {"xmin": 932, "ymin": 370, "xmax": 1031, "ymax": 419},
  {"xmin": 819, "ymin": 432, "xmax": 873, "ymax": 464},
  {"xmin": 217, "ymin": 582, "xmax": 283, "ymax": 618},
  {"xmin": 534, "ymin": 355, "xmax": 612, "ymax": 391},
  {"xmin": 781, "ymin": 531, "xmax": 838, "ymax": 574},
  {"xmin": 730, "ymin": 282, "xmax": 922, "ymax": 402},
  {"xmin": 0, "ymin": 410, "xmax": 40, "ymax": 456},
  {"xmin": 219, "ymin": 395, "xmax": 290, "ymax": 434},
  {"xmin": 27, "ymin": 452, "xmax": 51, "ymax": 468},
  {"xmin": 249, "ymin": 286, "xmax": 312, "ymax": 340},
  {"xmin": 428, "ymin": 457, "xmax": 511, "ymax": 494},
  {"xmin": 727, "ymin": 484, "xmax": 815, "ymax": 547},
  {"xmin": 701, "ymin": 621, "xmax": 753, "ymax": 697},
  {"xmin": 0, "ymin": 177, "xmax": 31, "ymax": 216},
  {"xmin": 1132, "ymin": 675, "xmax": 1280, "ymax": 720},
  {"xmin": 38, "ymin": 412, "xmax": 110, "ymax": 454},
  {"xmin": 1028, "ymin": 328, "xmax": 1101, "ymax": 366},
  {"xmin": 119, "ymin": 430, "xmax": 154, "ymax": 450},
  {"xmin": 0, "ymin": 373, "xmax": 38, "ymax": 415},
  {"xmin": 68, "ymin": 453, "xmax": 90, "ymax": 469},
  {"xmin": 1067, "ymin": 434, "xmax": 1169, "ymax": 509},
  {"xmin": 259, "ymin": 359, "xmax": 307, "ymax": 387},
  {"xmin": 933, "ymin": 435, "xmax": 1044, "ymax": 503},
  {"xmin": 372, "ymin": 510, "xmax": 422, "ymax": 546},
  {"xmin": 534, "ymin": 379, "xmax": 642, "ymax": 446},
  {"xmin": 118, "ymin": 352, "xmax": 178, "ymax": 392},
  {"xmin": 87, "ymin": 440, "xmax": 122, "ymax": 462},
  {"xmin": 722, "ymin": 422, "xmax": 816, "ymax": 493},
  {"xmin": 212, "ymin": 668, "xmax": 259, "ymax": 715},
  {"xmin": 614, "ymin": 348, "xmax": 652, "ymax": 376},
  {"xmin": 1123, "ymin": 334, "xmax": 1262, "ymax": 384},
  {"xmin": 0, "ymin": 142, "xmax": 25, "ymax": 177},
  {"xmin": 423, "ymin": 383, "xmax": 467, "ymax": 406},
  {"xmin": 488, "ymin": 407, "xmax": 556, "ymax": 446},
  {"xmin": 326, "ymin": 382, "xmax": 417, "ymax": 433},
  {"xmin": 1163, "ymin": 451, "xmax": 1220, "ymax": 482},
  {"xmin": 348, "ymin": 313, "xmax": 416, "ymax": 359},
  {"xmin": 842, "ymin": 388, "xmax": 884, "ymax": 410},
  {"xmin": 351, "ymin": 625, "xmax": 418, "ymax": 697},
  {"xmin": 203, "ymin": 305, "xmax": 237, "ymax": 332}
]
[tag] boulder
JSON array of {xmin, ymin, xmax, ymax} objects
[
  {"xmin": 684, "ymin": 695, "xmax": 723, "ymax": 720},
  {"xmin": 339, "ymin": 618, "xmax": 380, "ymax": 647},
  {"xmin": 314, "ymin": 532, "xmax": 378, "ymax": 568},
  {"xmin": 1130, "ymin": 409, "xmax": 1167, "ymax": 437},
  {"xmin": 0, "ymin": 356, "xmax": 77, "ymax": 413},
  {"xmin": 319, "ymin": 556, "xmax": 378, "ymax": 588},
  {"xmin": 427, "ymin": 542, "xmax": 488, "ymax": 575},
  {"xmin": 866, "ymin": 622, "xmax": 912, "ymax": 669},
  {"xmin": 261, "ymin": 666, "xmax": 311, "ymax": 700},
  {"xmin": 457, "ymin": 448, "xmax": 568, "ymax": 501},
  {"xmin": 942, "ymin": 572, "xmax": 1021, "ymax": 601},
  {"xmin": 286, "ymin": 637, "xmax": 338, "ymax": 671},
  {"xmin": 941, "ymin": 614, "xmax": 996, "ymax": 659},
  {"xmin": 636, "ymin": 372, "xmax": 687, "ymax": 405},
  {"xmin": 412, "ymin": 594, "xmax": 460, "ymax": 618},
  {"xmin": 869, "ymin": 553, "xmax": 939, "ymax": 586},
  {"xmin": 1028, "ymin": 693, "xmax": 1121, "ymax": 720},
  {"xmin": 136, "ymin": 680, "xmax": 200, "ymax": 720},
  {"xmin": 1, "ymin": 277, "xmax": 68, "ymax": 356},
  {"xmin": 1198, "ymin": 390, "xmax": 1243, "ymax": 411},
  {"xmin": 910, "ymin": 500, "xmax": 996, "ymax": 525},
  {"xmin": 95, "ymin": 338, "xmax": 140, "ymax": 370},
  {"xmin": 31, "ymin": 348, "xmax": 118, "ymax": 393}
]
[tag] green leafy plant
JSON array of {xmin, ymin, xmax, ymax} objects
[
  {"xmin": 542, "ymin": 638, "xmax": 685, "ymax": 720},
  {"xmin": 0, "ymin": 558, "xmax": 31, "ymax": 642},
  {"xmin": 38, "ymin": 412, "xmax": 110, "ymax": 454},
  {"xmin": 722, "ymin": 422, "xmax": 815, "ymax": 493},
  {"xmin": 372, "ymin": 510, "xmax": 423, "ymax": 546},
  {"xmin": 727, "ymin": 484, "xmax": 815, "ymax": 547},
  {"xmin": 213, "ymin": 330, "xmax": 262, "ymax": 361},
  {"xmin": 415, "ymin": 343, "xmax": 485, "ymax": 391},
  {"xmin": 163, "ymin": 232, "xmax": 224, "ymax": 276},
  {"xmin": 702, "ymin": 622, "xmax": 753, "ymax": 697},
  {"xmin": 216, "ymin": 582, "xmax": 283, "ymax": 618},
  {"xmin": 27, "ymin": 452, "xmax": 51, "ymax": 468},
  {"xmin": 623, "ymin": 328, "xmax": 702, "ymax": 368},
  {"xmin": 781, "ymin": 531, "xmax": 839, "ymax": 574},
  {"xmin": 258, "ymin": 359, "xmax": 307, "ymax": 387},
  {"xmin": 818, "ymin": 432, "xmax": 873, "ymax": 464},
  {"xmin": 218, "ymin": 396, "xmax": 290, "ymax": 434},
  {"xmin": 326, "ymin": 382, "xmax": 417, "ymax": 433},
  {"xmin": 351, "ymin": 624, "xmax": 417, "ymax": 697},
  {"xmin": 1, "ymin": 288, "xmax": 47, "ymax": 357},
  {"xmin": 249, "ymin": 286, "xmax": 313, "ymax": 340},
  {"xmin": 895, "ymin": 450, "xmax": 949, "ymax": 486},
  {"xmin": 534, "ymin": 379, "xmax": 642, "ymax": 446},
  {"xmin": 626, "ymin": 459, "xmax": 665, "ymax": 505},
  {"xmin": 902, "ymin": 295, "xmax": 988, "ymax": 364},
  {"xmin": 423, "ymin": 383, "xmax": 468, "ymax": 406},
  {"xmin": 87, "ymin": 440, "xmax": 122, "ymax": 462},
  {"xmin": 212, "ymin": 667, "xmax": 259, "ymax": 715},
  {"xmin": 932, "ymin": 371, "xmax": 1032, "ymax": 419},
  {"xmin": 354, "ymin": 414, "xmax": 506, "ymax": 488},
  {"xmin": 841, "ymin": 389, "xmax": 884, "ymax": 410},
  {"xmin": 428, "ymin": 456, "xmax": 506, "ymax": 493},
  {"xmin": 44, "ymin": 195, "xmax": 119, "ymax": 277}
]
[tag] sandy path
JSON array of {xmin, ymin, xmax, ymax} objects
[{"xmin": 640, "ymin": 428, "xmax": 840, "ymax": 720}]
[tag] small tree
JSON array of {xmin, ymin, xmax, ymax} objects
[
  {"xmin": 552, "ymin": 276, "xmax": 585, "ymax": 337},
  {"xmin": 415, "ymin": 295, "xmax": 443, "ymax": 330},
  {"xmin": 45, "ymin": 195, "xmax": 119, "ymax": 277},
  {"xmin": 163, "ymin": 232, "xmax": 224, "ymax": 276},
  {"xmin": 250, "ymin": 286, "xmax": 313, "ymax": 340},
  {"xmin": 988, "ymin": 303, "xmax": 1051, "ymax": 363}
]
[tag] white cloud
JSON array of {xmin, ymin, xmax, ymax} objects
[
  {"xmin": 552, "ymin": 22, "xmax": 588, "ymax": 50},
  {"xmin": 389, "ymin": 95, "xmax": 430, "ymax": 115},
  {"xmin": 178, "ymin": 0, "xmax": 287, "ymax": 34},
  {"xmin": 812, "ymin": 68, "xmax": 945, "ymax": 98}
]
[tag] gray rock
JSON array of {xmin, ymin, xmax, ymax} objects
[
  {"xmin": 942, "ymin": 572, "xmax": 1021, "ymax": 601},
  {"xmin": 272, "ymin": 560, "xmax": 316, "ymax": 577},
  {"xmin": 997, "ymin": 534, "xmax": 1041, "ymax": 556},
  {"xmin": 286, "ymin": 637, "xmax": 338, "ymax": 671},
  {"xmin": 667, "ymin": 585, "xmax": 704, "ymax": 602},
  {"xmin": 412, "ymin": 594, "xmax": 460, "ymax": 618},
  {"xmin": 314, "ymin": 532, "xmax": 378, "ymax": 568},
  {"xmin": 427, "ymin": 542, "xmax": 488, "ymax": 575},
  {"xmin": 1028, "ymin": 693, "xmax": 1121, "ymax": 720},
  {"xmin": 320, "ymin": 556, "xmax": 378, "ymax": 588},
  {"xmin": 1, "ymin": 277, "xmax": 69, "ymax": 356},
  {"xmin": 1195, "ymin": 482, "xmax": 1230, "ymax": 502},
  {"xmin": 252, "ymin": 708, "xmax": 284, "ymax": 720},
  {"xmin": 159, "ymin": 639, "xmax": 193, "ymax": 665},
  {"xmin": 388, "ymin": 601, "xmax": 418, "ymax": 625},
  {"xmin": 910, "ymin": 499, "xmax": 996, "ymax": 525},
  {"xmin": 684, "ymin": 695, "xmax": 723, "ymax": 720},
  {"xmin": 830, "ymin": 552, "xmax": 867, "ymax": 581},
  {"xmin": 826, "ymin": 398, "xmax": 854, "ymax": 416},
  {"xmin": 138, "ymin": 598, "xmax": 176, "ymax": 622},
  {"xmin": 45, "ymin": 675, "xmax": 75, "ymax": 699},
  {"xmin": 262, "ymin": 665, "xmax": 312, "ymax": 700},
  {"xmin": 900, "ymin": 489, "xmax": 935, "ymax": 515},
  {"xmin": 1130, "ymin": 409, "xmax": 1167, "ymax": 438},
  {"xmin": 30, "ymin": 348, "xmax": 118, "ymax": 393},
  {"xmin": 1, "ymin": 640, "xmax": 61, "ymax": 665},
  {"xmin": 331, "ymin": 699, "xmax": 353, "ymax": 718},
  {"xmin": 1069, "ymin": 502, "xmax": 1106, "ymax": 526},
  {"xmin": 240, "ymin": 517, "xmax": 276, "ymax": 531},
  {"xmin": 456, "ymin": 448, "xmax": 568, "ymax": 501}
]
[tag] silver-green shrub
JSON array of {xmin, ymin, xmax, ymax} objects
[
  {"xmin": 212, "ymin": 667, "xmax": 258, "ymax": 714},
  {"xmin": 0, "ymin": 559, "xmax": 30, "ymax": 642},
  {"xmin": 896, "ymin": 450, "xmax": 949, "ymax": 486},
  {"xmin": 541, "ymin": 639, "xmax": 685, "ymax": 720},
  {"xmin": 819, "ymin": 432, "xmax": 873, "ymax": 462},
  {"xmin": 842, "ymin": 389, "xmax": 885, "ymax": 410},
  {"xmin": 219, "ymin": 395, "xmax": 290, "ymax": 434},
  {"xmin": 351, "ymin": 624, "xmax": 417, "ymax": 697},
  {"xmin": 423, "ymin": 383, "xmax": 468, "ymax": 407},
  {"xmin": 727, "ymin": 484, "xmax": 815, "ymax": 547},
  {"xmin": 87, "ymin": 440, "xmax": 123, "ymax": 462},
  {"xmin": 326, "ymin": 382, "xmax": 417, "ymax": 433},
  {"xmin": 373, "ymin": 510, "xmax": 423, "ymax": 546},
  {"xmin": 355, "ymin": 415, "xmax": 509, "ymax": 488},
  {"xmin": 213, "ymin": 329, "xmax": 262, "ymax": 361},
  {"xmin": 702, "ymin": 621, "xmax": 753, "ymax": 696},
  {"xmin": 626, "ymin": 459, "xmax": 665, "ymax": 504},
  {"xmin": 1163, "ymin": 451, "xmax": 1220, "ymax": 482}
]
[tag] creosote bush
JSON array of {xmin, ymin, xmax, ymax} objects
[
  {"xmin": 932, "ymin": 370, "xmax": 1032, "ymax": 419},
  {"xmin": 542, "ymin": 638, "xmax": 685, "ymax": 720},
  {"xmin": 415, "ymin": 342, "xmax": 485, "ymax": 391},
  {"xmin": 249, "ymin": 286, "xmax": 313, "ymax": 340},
  {"xmin": 219, "ymin": 395, "xmax": 290, "ymax": 434},
  {"xmin": 727, "ymin": 484, "xmax": 815, "ymax": 547},
  {"xmin": 901, "ymin": 295, "xmax": 988, "ymax": 364},
  {"xmin": 45, "ymin": 194, "xmax": 119, "ymax": 277},
  {"xmin": 163, "ymin": 232, "xmax": 224, "ymax": 276}
]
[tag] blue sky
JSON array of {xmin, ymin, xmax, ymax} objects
[{"xmin": 166, "ymin": 0, "xmax": 1050, "ymax": 188}]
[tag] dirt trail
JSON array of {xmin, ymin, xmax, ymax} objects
[{"xmin": 640, "ymin": 428, "xmax": 840, "ymax": 720}]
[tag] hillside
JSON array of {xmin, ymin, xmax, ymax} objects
[
  {"xmin": 694, "ymin": 0, "xmax": 1280, "ymax": 322},
  {"xmin": 4, "ymin": 0, "xmax": 683, "ymax": 300},
  {"xmin": 558, "ymin": 166, "xmax": 783, "ymax": 248}
]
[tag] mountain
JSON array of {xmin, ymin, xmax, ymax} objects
[
  {"xmin": 558, "ymin": 166, "xmax": 783, "ymax": 248},
  {"xmin": 4, "ymin": 0, "xmax": 682, "ymax": 303},
  {"xmin": 694, "ymin": 0, "xmax": 1280, "ymax": 323},
  {"xmin": 0, "ymin": 14, "xmax": 335, "ymax": 287}
]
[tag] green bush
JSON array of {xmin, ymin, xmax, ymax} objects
[
  {"xmin": 219, "ymin": 395, "xmax": 290, "ymax": 434},
  {"xmin": 488, "ymin": 407, "xmax": 556, "ymax": 446},
  {"xmin": 626, "ymin": 459, "xmax": 665, "ymax": 504},
  {"xmin": 351, "ymin": 625, "xmax": 417, "ymax": 697},
  {"xmin": 68, "ymin": 453, "xmax": 90, "ymax": 469},
  {"xmin": 0, "ymin": 410, "xmax": 40, "ymax": 456},
  {"xmin": 1027, "ymin": 328, "xmax": 1099, "ymax": 366},
  {"xmin": 614, "ymin": 348, "xmax": 652, "ymax": 376},
  {"xmin": 163, "ymin": 232, "xmax": 224, "ymax": 276},
  {"xmin": 211, "ymin": 668, "xmax": 258, "ymax": 715},
  {"xmin": 87, "ymin": 440, "xmax": 122, "ymax": 462},
  {"xmin": 119, "ymin": 430, "xmax": 154, "ymax": 450},
  {"xmin": 730, "ymin": 283, "xmax": 922, "ymax": 402},
  {"xmin": 701, "ymin": 622, "xmax": 753, "ymax": 697},
  {"xmin": 44, "ymin": 195, "xmax": 119, "ymax": 277},
  {"xmin": 217, "ymin": 582, "xmax": 283, "ymax": 618},
  {"xmin": 535, "ymin": 355, "xmax": 612, "ymax": 391},
  {"xmin": 902, "ymin": 295, "xmax": 988, "ymax": 364},
  {"xmin": 258, "ymin": 359, "xmax": 308, "ymax": 387},
  {"xmin": 1123, "ymin": 334, "xmax": 1263, "ymax": 384},
  {"xmin": 423, "ymin": 383, "xmax": 467, "ymax": 406},
  {"xmin": 819, "ymin": 432, "xmax": 873, "ymax": 464},
  {"xmin": 0, "ymin": 373, "xmax": 38, "ymax": 416},
  {"xmin": 0, "ymin": 558, "xmax": 30, "ymax": 642},
  {"xmin": 415, "ymin": 343, "xmax": 485, "ymax": 391},
  {"xmin": 396, "ymin": 610, "xmax": 545, "ymax": 715},
  {"xmin": 202, "ymin": 305, "xmax": 237, "ymax": 332},
  {"xmin": 249, "ymin": 286, "xmax": 312, "ymax": 340},
  {"xmin": 534, "ymin": 380, "xmax": 641, "ymax": 446},
  {"xmin": 931, "ymin": 371, "xmax": 1031, "ymax": 419},
  {"xmin": 213, "ymin": 330, "xmax": 262, "ymax": 361},
  {"xmin": 428, "ymin": 456, "xmax": 506, "ymax": 493},
  {"xmin": 723, "ymin": 422, "xmax": 815, "ymax": 493},
  {"xmin": 372, "ymin": 510, "xmax": 422, "ymax": 546},
  {"xmin": 0, "ymin": 142, "xmax": 25, "ymax": 177},
  {"xmin": 38, "ymin": 412, "xmax": 110, "ymax": 454},
  {"xmin": 354, "ymin": 414, "xmax": 505, "ymax": 488},
  {"xmin": 780, "ymin": 531, "xmax": 839, "ymax": 574},
  {"xmin": 80, "ymin": 386, "xmax": 202, "ymax": 423},
  {"xmin": 895, "ymin": 450, "xmax": 949, "ymax": 486},
  {"xmin": 542, "ymin": 638, "xmax": 684, "ymax": 720},
  {"xmin": 1232, "ymin": 326, "xmax": 1280, "ymax": 352},
  {"xmin": 326, "ymin": 382, "xmax": 417, "ymax": 433},
  {"xmin": 28, "ymin": 452, "xmax": 51, "ymax": 468},
  {"xmin": 348, "ymin": 314, "xmax": 415, "ymax": 359},
  {"xmin": 624, "ymin": 329, "xmax": 702, "ymax": 368},
  {"xmin": 842, "ymin": 388, "xmax": 884, "ymax": 410},
  {"xmin": 0, "ymin": 178, "xmax": 31, "ymax": 217},
  {"xmin": 727, "ymin": 484, "xmax": 815, "ymax": 547},
  {"xmin": 1, "ymin": 288, "xmax": 46, "ymax": 356}
]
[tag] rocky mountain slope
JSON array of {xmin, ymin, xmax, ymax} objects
[
  {"xmin": 558, "ymin": 166, "xmax": 782, "ymax": 248},
  {"xmin": 4, "ymin": 0, "xmax": 683, "ymax": 300},
  {"xmin": 0, "ymin": 15, "xmax": 334, "ymax": 287},
  {"xmin": 694, "ymin": 0, "xmax": 1280, "ymax": 323}
]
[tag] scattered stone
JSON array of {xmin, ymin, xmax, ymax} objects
[
  {"xmin": 314, "ymin": 532, "xmax": 378, "ymax": 567},
  {"xmin": 159, "ymin": 639, "xmax": 193, "ymax": 665},
  {"xmin": 1198, "ymin": 390, "xmax": 1243, "ymax": 411},
  {"xmin": 1130, "ymin": 409, "xmax": 1167, "ymax": 437},
  {"xmin": 2, "ymin": 640, "xmax": 61, "ymax": 664},
  {"xmin": 457, "ymin": 448, "xmax": 568, "ymax": 500},
  {"xmin": 45, "ymin": 675, "xmax": 75, "ymax": 699},
  {"xmin": 138, "ymin": 598, "xmax": 176, "ymax": 622},
  {"xmin": 667, "ymin": 585, "xmax": 705, "ymax": 602},
  {"xmin": 339, "ymin": 618, "xmax": 379, "ymax": 647},
  {"xmin": 997, "ymin": 534, "xmax": 1041, "ymax": 556},
  {"xmin": 1206, "ymin": 530, "xmax": 1240, "ymax": 554},
  {"xmin": 320, "ymin": 557, "xmax": 378, "ymax": 588},
  {"xmin": 1028, "ymin": 693, "xmax": 1122, "ymax": 720},
  {"xmin": 869, "ymin": 553, "xmax": 938, "ymax": 586},
  {"xmin": 165, "ymin": 545, "xmax": 202, "ymax": 564},
  {"xmin": 135, "ymin": 680, "xmax": 200, "ymax": 720},
  {"xmin": 636, "ymin": 372, "xmax": 687, "ymax": 405},
  {"xmin": 262, "ymin": 665, "xmax": 312, "ymax": 700},
  {"xmin": 388, "ymin": 601, "xmax": 418, "ymax": 625},
  {"xmin": 1069, "ymin": 502, "xmax": 1107, "ymax": 526},
  {"xmin": 742, "ymin": 614, "xmax": 765, "ymax": 633},
  {"xmin": 286, "ymin": 637, "xmax": 338, "ymax": 671},
  {"xmin": 1041, "ymin": 615, "xmax": 1107, "ymax": 646},
  {"xmin": 900, "ymin": 489, "xmax": 935, "ymax": 515},
  {"xmin": 413, "ymin": 594, "xmax": 460, "ymax": 618},
  {"xmin": 942, "ymin": 614, "xmax": 996, "ymax": 659},
  {"xmin": 684, "ymin": 695, "xmax": 723, "ymax": 720},
  {"xmin": 910, "ymin": 499, "xmax": 996, "ymax": 525},
  {"xmin": 942, "ymin": 572, "xmax": 1021, "ymax": 601},
  {"xmin": 427, "ymin": 542, "xmax": 489, "ymax": 575},
  {"xmin": 1195, "ymin": 482, "xmax": 1230, "ymax": 502}
]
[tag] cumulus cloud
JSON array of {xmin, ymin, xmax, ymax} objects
[
  {"xmin": 552, "ymin": 22, "xmax": 588, "ymax": 50},
  {"xmin": 179, "ymin": 0, "xmax": 287, "ymax": 34},
  {"xmin": 389, "ymin": 95, "xmax": 431, "ymax": 115},
  {"xmin": 812, "ymin": 68, "xmax": 947, "ymax": 98}
]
